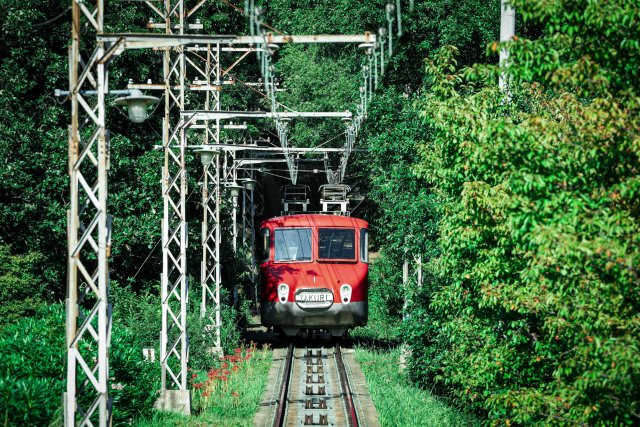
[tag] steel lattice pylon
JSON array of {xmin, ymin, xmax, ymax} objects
[
  {"xmin": 61, "ymin": 0, "xmax": 382, "ymax": 419},
  {"xmin": 201, "ymin": 154, "xmax": 222, "ymax": 353},
  {"xmin": 159, "ymin": 0, "xmax": 190, "ymax": 411},
  {"xmin": 65, "ymin": 0, "xmax": 110, "ymax": 425},
  {"xmin": 198, "ymin": 44, "xmax": 223, "ymax": 355},
  {"xmin": 241, "ymin": 166, "xmax": 257, "ymax": 302}
]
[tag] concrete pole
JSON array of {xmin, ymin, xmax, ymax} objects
[{"xmin": 499, "ymin": 0, "xmax": 516, "ymax": 93}]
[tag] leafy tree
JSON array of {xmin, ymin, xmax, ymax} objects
[{"xmin": 408, "ymin": 0, "xmax": 640, "ymax": 424}]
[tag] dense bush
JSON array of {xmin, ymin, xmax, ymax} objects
[
  {"xmin": 0, "ymin": 244, "xmax": 44, "ymax": 330},
  {"xmin": 0, "ymin": 305, "xmax": 64, "ymax": 426},
  {"xmin": 406, "ymin": 1, "xmax": 640, "ymax": 425},
  {"xmin": 0, "ymin": 304, "xmax": 158, "ymax": 425}
]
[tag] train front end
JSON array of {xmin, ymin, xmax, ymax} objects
[{"xmin": 259, "ymin": 214, "xmax": 369, "ymax": 337}]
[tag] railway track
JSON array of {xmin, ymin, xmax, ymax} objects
[{"xmin": 272, "ymin": 343, "xmax": 359, "ymax": 427}]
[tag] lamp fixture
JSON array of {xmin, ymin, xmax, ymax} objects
[
  {"xmin": 226, "ymin": 182, "xmax": 243, "ymax": 198},
  {"xmin": 194, "ymin": 145, "xmax": 221, "ymax": 166},
  {"xmin": 114, "ymin": 89, "xmax": 160, "ymax": 123},
  {"xmin": 243, "ymin": 178, "xmax": 257, "ymax": 191}
]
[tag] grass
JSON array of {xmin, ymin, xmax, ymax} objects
[
  {"xmin": 356, "ymin": 347, "xmax": 480, "ymax": 427},
  {"xmin": 133, "ymin": 342, "xmax": 272, "ymax": 427}
]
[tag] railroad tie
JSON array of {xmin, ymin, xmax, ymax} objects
[{"xmin": 303, "ymin": 413, "xmax": 329, "ymax": 425}]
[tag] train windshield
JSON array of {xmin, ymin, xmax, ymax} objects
[
  {"xmin": 318, "ymin": 228, "xmax": 355, "ymax": 260},
  {"xmin": 274, "ymin": 228, "xmax": 312, "ymax": 261}
]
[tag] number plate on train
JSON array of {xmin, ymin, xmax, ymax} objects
[{"xmin": 295, "ymin": 289, "xmax": 334, "ymax": 309}]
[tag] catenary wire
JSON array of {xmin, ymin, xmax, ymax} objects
[{"xmin": 32, "ymin": 7, "xmax": 71, "ymax": 27}]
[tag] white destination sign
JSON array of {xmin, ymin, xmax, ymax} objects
[{"xmin": 295, "ymin": 289, "xmax": 334, "ymax": 309}]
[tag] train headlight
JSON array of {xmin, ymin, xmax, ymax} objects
[
  {"xmin": 277, "ymin": 284, "xmax": 289, "ymax": 304},
  {"xmin": 340, "ymin": 284, "xmax": 352, "ymax": 304}
]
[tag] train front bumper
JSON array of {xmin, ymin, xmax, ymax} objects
[{"xmin": 261, "ymin": 301, "xmax": 367, "ymax": 336}]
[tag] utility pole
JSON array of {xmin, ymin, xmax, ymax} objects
[
  {"xmin": 63, "ymin": 0, "xmax": 386, "ymax": 421},
  {"xmin": 65, "ymin": 0, "xmax": 110, "ymax": 425},
  {"xmin": 241, "ymin": 165, "xmax": 257, "ymax": 303},
  {"xmin": 199, "ymin": 43, "xmax": 225, "ymax": 359},
  {"xmin": 499, "ymin": 0, "xmax": 516, "ymax": 93},
  {"xmin": 158, "ymin": 0, "xmax": 191, "ymax": 414}
]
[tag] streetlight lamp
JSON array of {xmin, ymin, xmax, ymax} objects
[
  {"xmin": 242, "ymin": 178, "xmax": 257, "ymax": 191},
  {"xmin": 55, "ymin": 88, "xmax": 160, "ymax": 123},
  {"xmin": 194, "ymin": 145, "xmax": 221, "ymax": 166},
  {"xmin": 226, "ymin": 182, "xmax": 244, "ymax": 198},
  {"xmin": 114, "ymin": 89, "xmax": 160, "ymax": 123}
]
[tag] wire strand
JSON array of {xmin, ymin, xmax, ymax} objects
[
  {"xmin": 131, "ymin": 171, "xmax": 204, "ymax": 281},
  {"xmin": 32, "ymin": 7, "xmax": 71, "ymax": 27}
]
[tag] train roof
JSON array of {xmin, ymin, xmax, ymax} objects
[{"xmin": 260, "ymin": 214, "xmax": 368, "ymax": 229}]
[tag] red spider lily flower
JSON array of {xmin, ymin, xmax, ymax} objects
[
  {"xmin": 193, "ymin": 382, "xmax": 204, "ymax": 389},
  {"xmin": 234, "ymin": 347, "xmax": 242, "ymax": 354},
  {"xmin": 223, "ymin": 370, "xmax": 230, "ymax": 375},
  {"xmin": 232, "ymin": 365, "xmax": 239, "ymax": 372},
  {"xmin": 191, "ymin": 373, "xmax": 197, "ymax": 379},
  {"xmin": 221, "ymin": 376, "xmax": 228, "ymax": 381},
  {"xmin": 221, "ymin": 363, "xmax": 229, "ymax": 369},
  {"xmin": 202, "ymin": 391, "xmax": 210, "ymax": 397},
  {"xmin": 232, "ymin": 391, "xmax": 239, "ymax": 398}
]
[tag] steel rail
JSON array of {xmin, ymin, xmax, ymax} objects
[
  {"xmin": 274, "ymin": 344, "xmax": 294, "ymax": 427},
  {"xmin": 335, "ymin": 344, "xmax": 359, "ymax": 427}
]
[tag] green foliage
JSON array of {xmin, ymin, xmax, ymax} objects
[
  {"xmin": 352, "ymin": 0, "xmax": 501, "ymax": 347},
  {"xmin": 356, "ymin": 347, "xmax": 479, "ymax": 426},
  {"xmin": 0, "ymin": 0, "xmax": 70, "ymax": 296},
  {"xmin": 0, "ymin": 304, "xmax": 158, "ymax": 426},
  {"xmin": 8, "ymin": 0, "xmax": 639, "ymax": 425},
  {"xmin": 0, "ymin": 305, "xmax": 65, "ymax": 426},
  {"xmin": 133, "ymin": 345, "xmax": 271, "ymax": 427},
  {"xmin": 0, "ymin": 244, "xmax": 44, "ymax": 330},
  {"xmin": 406, "ymin": 1, "xmax": 640, "ymax": 424}
]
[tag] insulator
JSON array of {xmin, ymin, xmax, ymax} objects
[{"xmin": 386, "ymin": 3, "xmax": 395, "ymax": 18}]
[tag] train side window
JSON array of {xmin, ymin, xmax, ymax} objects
[
  {"xmin": 260, "ymin": 228, "xmax": 270, "ymax": 262},
  {"xmin": 360, "ymin": 229, "xmax": 369, "ymax": 263}
]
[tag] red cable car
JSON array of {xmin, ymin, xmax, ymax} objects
[{"xmin": 259, "ymin": 214, "xmax": 369, "ymax": 337}]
